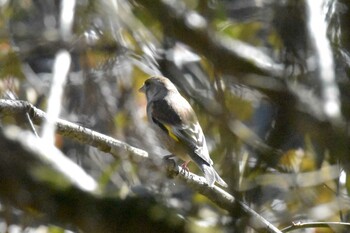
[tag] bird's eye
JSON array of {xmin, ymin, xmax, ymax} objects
[{"xmin": 145, "ymin": 80, "xmax": 150, "ymax": 87}]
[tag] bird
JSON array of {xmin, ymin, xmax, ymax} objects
[{"xmin": 139, "ymin": 76, "xmax": 227, "ymax": 187}]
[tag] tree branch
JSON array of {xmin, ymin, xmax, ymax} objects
[
  {"xmin": 0, "ymin": 99, "xmax": 148, "ymax": 162},
  {"xmin": 0, "ymin": 99, "xmax": 282, "ymax": 233}
]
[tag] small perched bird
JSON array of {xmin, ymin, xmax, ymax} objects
[{"xmin": 139, "ymin": 76, "xmax": 227, "ymax": 187}]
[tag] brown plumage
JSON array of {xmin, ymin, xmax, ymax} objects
[{"xmin": 139, "ymin": 76, "xmax": 227, "ymax": 187}]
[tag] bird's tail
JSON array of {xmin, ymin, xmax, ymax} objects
[{"xmin": 202, "ymin": 165, "xmax": 228, "ymax": 188}]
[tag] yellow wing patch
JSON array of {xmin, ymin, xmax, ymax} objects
[{"xmin": 164, "ymin": 124, "xmax": 180, "ymax": 142}]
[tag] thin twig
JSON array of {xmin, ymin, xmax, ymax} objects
[
  {"xmin": 25, "ymin": 112, "xmax": 39, "ymax": 137},
  {"xmin": 281, "ymin": 221, "xmax": 350, "ymax": 232}
]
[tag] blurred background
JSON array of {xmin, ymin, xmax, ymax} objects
[{"xmin": 1, "ymin": 0, "xmax": 350, "ymax": 232}]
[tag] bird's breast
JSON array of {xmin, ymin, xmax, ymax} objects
[{"xmin": 152, "ymin": 124, "xmax": 191, "ymax": 162}]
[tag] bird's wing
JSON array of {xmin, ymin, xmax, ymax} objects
[{"xmin": 151, "ymin": 97, "xmax": 212, "ymax": 166}]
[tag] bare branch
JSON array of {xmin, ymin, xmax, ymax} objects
[
  {"xmin": 166, "ymin": 160, "xmax": 282, "ymax": 233},
  {"xmin": 306, "ymin": 0, "xmax": 342, "ymax": 122},
  {"xmin": 0, "ymin": 99, "xmax": 282, "ymax": 233},
  {"xmin": 41, "ymin": 50, "xmax": 71, "ymax": 144},
  {"xmin": 0, "ymin": 99, "xmax": 148, "ymax": 162}
]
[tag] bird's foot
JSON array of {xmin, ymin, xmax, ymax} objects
[{"xmin": 180, "ymin": 161, "xmax": 190, "ymax": 172}]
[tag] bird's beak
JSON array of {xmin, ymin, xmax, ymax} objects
[{"xmin": 139, "ymin": 84, "xmax": 145, "ymax": 93}]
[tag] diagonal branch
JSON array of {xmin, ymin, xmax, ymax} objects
[
  {"xmin": 0, "ymin": 99, "xmax": 148, "ymax": 162},
  {"xmin": 0, "ymin": 99, "xmax": 281, "ymax": 233}
]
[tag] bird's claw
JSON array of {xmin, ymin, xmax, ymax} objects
[{"xmin": 180, "ymin": 161, "xmax": 190, "ymax": 172}]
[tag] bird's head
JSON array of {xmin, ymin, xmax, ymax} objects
[{"xmin": 139, "ymin": 76, "xmax": 178, "ymax": 101}]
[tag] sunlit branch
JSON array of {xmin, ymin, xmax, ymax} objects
[
  {"xmin": 0, "ymin": 99, "xmax": 148, "ymax": 162},
  {"xmin": 306, "ymin": 0, "xmax": 342, "ymax": 124},
  {"xmin": 41, "ymin": 50, "xmax": 71, "ymax": 144},
  {"xmin": 166, "ymin": 161, "xmax": 282, "ymax": 233},
  {"xmin": 0, "ymin": 99, "xmax": 282, "ymax": 233}
]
